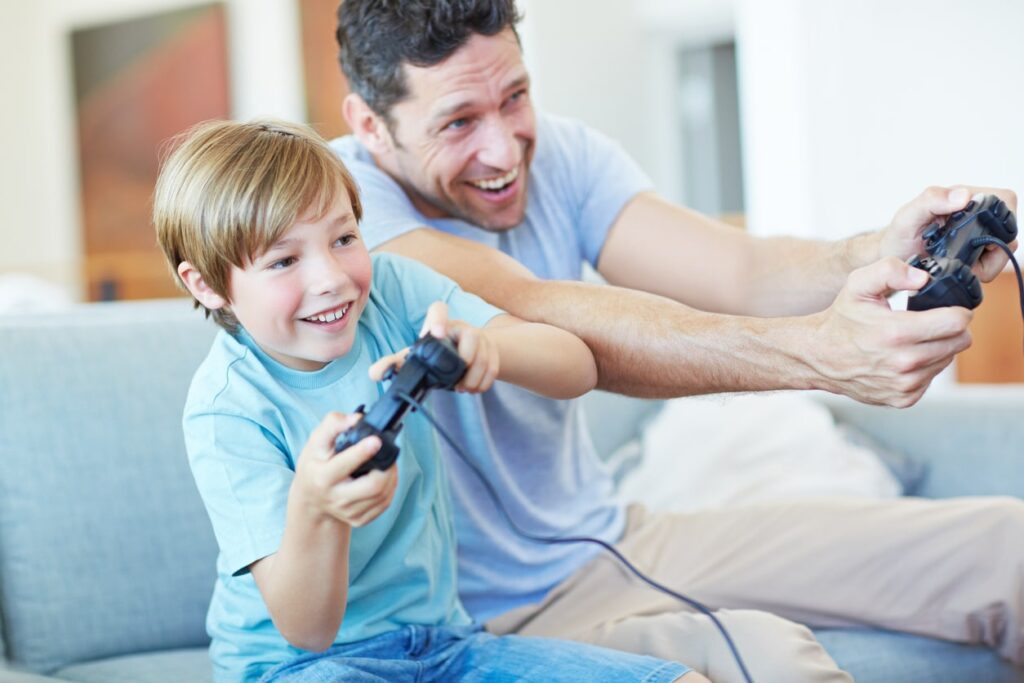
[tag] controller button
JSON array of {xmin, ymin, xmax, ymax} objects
[
  {"xmin": 951, "ymin": 210, "xmax": 965, "ymax": 222},
  {"xmin": 435, "ymin": 356, "xmax": 462, "ymax": 375},
  {"xmin": 922, "ymin": 223, "xmax": 942, "ymax": 242}
]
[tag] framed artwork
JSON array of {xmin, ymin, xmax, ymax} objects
[{"xmin": 72, "ymin": 3, "xmax": 230, "ymax": 301}]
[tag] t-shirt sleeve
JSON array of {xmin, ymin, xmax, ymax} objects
[
  {"xmin": 183, "ymin": 409, "xmax": 293, "ymax": 576},
  {"xmin": 344, "ymin": 154, "xmax": 428, "ymax": 251},
  {"xmin": 372, "ymin": 253, "xmax": 504, "ymax": 333},
  {"xmin": 565, "ymin": 120, "xmax": 655, "ymax": 267}
]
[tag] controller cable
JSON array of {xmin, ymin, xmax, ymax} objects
[
  {"xmin": 969, "ymin": 236, "xmax": 1024, "ymax": 352},
  {"xmin": 395, "ymin": 389, "xmax": 756, "ymax": 683}
]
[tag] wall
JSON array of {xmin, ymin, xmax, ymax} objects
[
  {"xmin": 736, "ymin": 0, "xmax": 1024, "ymax": 240},
  {"xmin": 0, "ymin": 0, "xmax": 305, "ymax": 299}
]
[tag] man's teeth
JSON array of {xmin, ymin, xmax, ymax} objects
[
  {"xmin": 305, "ymin": 304, "xmax": 349, "ymax": 323},
  {"xmin": 471, "ymin": 166, "xmax": 519, "ymax": 191}
]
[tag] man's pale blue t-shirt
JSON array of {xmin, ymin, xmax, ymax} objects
[
  {"xmin": 183, "ymin": 253, "xmax": 502, "ymax": 683},
  {"xmin": 330, "ymin": 114, "xmax": 656, "ymax": 621}
]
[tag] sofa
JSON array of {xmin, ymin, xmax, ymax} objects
[{"xmin": 0, "ymin": 298, "xmax": 1022, "ymax": 682}]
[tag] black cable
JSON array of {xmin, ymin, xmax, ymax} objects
[
  {"xmin": 969, "ymin": 236, "xmax": 1024, "ymax": 353},
  {"xmin": 397, "ymin": 390, "xmax": 756, "ymax": 683}
]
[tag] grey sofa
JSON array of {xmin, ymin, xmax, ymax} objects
[{"xmin": 1, "ymin": 299, "xmax": 1022, "ymax": 682}]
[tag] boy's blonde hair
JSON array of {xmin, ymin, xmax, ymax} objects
[{"xmin": 154, "ymin": 119, "xmax": 363, "ymax": 332}]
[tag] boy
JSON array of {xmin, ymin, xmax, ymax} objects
[{"xmin": 153, "ymin": 119, "xmax": 698, "ymax": 683}]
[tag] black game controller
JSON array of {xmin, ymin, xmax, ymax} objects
[
  {"xmin": 335, "ymin": 335, "xmax": 466, "ymax": 478},
  {"xmin": 907, "ymin": 194, "xmax": 1018, "ymax": 311}
]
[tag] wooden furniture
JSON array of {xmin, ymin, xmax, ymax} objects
[{"xmin": 957, "ymin": 268, "xmax": 1024, "ymax": 383}]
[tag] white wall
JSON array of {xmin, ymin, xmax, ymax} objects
[
  {"xmin": 0, "ymin": 0, "xmax": 305, "ymax": 297},
  {"xmin": 737, "ymin": 0, "xmax": 1024, "ymax": 240}
]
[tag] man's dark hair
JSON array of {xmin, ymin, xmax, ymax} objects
[{"xmin": 336, "ymin": 0, "xmax": 522, "ymax": 123}]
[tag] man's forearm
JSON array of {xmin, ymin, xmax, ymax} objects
[
  {"xmin": 739, "ymin": 230, "xmax": 882, "ymax": 317},
  {"xmin": 502, "ymin": 278, "xmax": 823, "ymax": 398},
  {"xmin": 599, "ymin": 192, "xmax": 885, "ymax": 318}
]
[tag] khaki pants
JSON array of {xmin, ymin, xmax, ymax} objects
[{"xmin": 486, "ymin": 497, "xmax": 1024, "ymax": 683}]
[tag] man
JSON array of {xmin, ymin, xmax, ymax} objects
[{"xmin": 331, "ymin": 1, "xmax": 1023, "ymax": 681}]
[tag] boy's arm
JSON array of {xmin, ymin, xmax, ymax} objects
[
  {"xmin": 482, "ymin": 314, "xmax": 597, "ymax": 399},
  {"xmin": 249, "ymin": 413, "xmax": 392, "ymax": 652},
  {"xmin": 372, "ymin": 305, "xmax": 597, "ymax": 401}
]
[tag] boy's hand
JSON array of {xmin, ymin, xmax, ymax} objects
[
  {"xmin": 368, "ymin": 301, "xmax": 500, "ymax": 394},
  {"xmin": 292, "ymin": 411, "xmax": 398, "ymax": 528}
]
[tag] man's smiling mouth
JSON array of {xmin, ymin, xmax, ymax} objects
[{"xmin": 468, "ymin": 166, "xmax": 519, "ymax": 192}]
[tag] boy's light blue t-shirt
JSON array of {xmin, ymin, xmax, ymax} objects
[
  {"xmin": 331, "ymin": 114, "xmax": 656, "ymax": 621},
  {"xmin": 183, "ymin": 253, "xmax": 502, "ymax": 683}
]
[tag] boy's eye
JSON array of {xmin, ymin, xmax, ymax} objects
[
  {"xmin": 334, "ymin": 233, "xmax": 358, "ymax": 247},
  {"xmin": 269, "ymin": 256, "xmax": 296, "ymax": 270}
]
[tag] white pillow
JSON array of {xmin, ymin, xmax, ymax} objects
[{"xmin": 615, "ymin": 392, "xmax": 902, "ymax": 513}]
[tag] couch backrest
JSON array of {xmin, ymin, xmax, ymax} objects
[{"xmin": 0, "ymin": 300, "xmax": 219, "ymax": 673}]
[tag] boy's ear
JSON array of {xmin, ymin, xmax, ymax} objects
[
  {"xmin": 177, "ymin": 261, "xmax": 228, "ymax": 310},
  {"xmin": 342, "ymin": 93, "xmax": 394, "ymax": 156}
]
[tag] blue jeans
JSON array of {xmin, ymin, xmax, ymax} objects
[{"xmin": 260, "ymin": 623, "xmax": 689, "ymax": 682}]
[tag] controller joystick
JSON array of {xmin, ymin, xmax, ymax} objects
[
  {"xmin": 908, "ymin": 194, "xmax": 1017, "ymax": 311},
  {"xmin": 335, "ymin": 335, "xmax": 466, "ymax": 478}
]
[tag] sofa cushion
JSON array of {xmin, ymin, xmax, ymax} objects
[
  {"xmin": 0, "ymin": 300, "xmax": 219, "ymax": 673},
  {"xmin": 815, "ymin": 627, "xmax": 1022, "ymax": 683},
  {"xmin": 55, "ymin": 647, "xmax": 211, "ymax": 683}
]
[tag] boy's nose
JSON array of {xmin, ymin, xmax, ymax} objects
[{"xmin": 308, "ymin": 258, "xmax": 351, "ymax": 296}]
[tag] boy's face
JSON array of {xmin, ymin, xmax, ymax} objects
[
  {"xmin": 226, "ymin": 194, "xmax": 372, "ymax": 371},
  {"xmin": 376, "ymin": 28, "xmax": 536, "ymax": 232}
]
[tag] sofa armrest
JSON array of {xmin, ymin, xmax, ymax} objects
[{"xmin": 814, "ymin": 386, "xmax": 1024, "ymax": 500}]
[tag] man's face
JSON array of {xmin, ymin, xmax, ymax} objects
[
  {"xmin": 224, "ymin": 194, "xmax": 372, "ymax": 371},
  {"xmin": 378, "ymin": 28, "xmax": 536, "ymax": 232}
]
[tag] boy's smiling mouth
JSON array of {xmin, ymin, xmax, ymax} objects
[{"xmin": 301, "ymin": 302, "xmax": 352, "ymax": 324}]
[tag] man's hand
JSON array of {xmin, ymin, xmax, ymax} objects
[
  {"xmin": 809, "ymin": 257, "xmax": 973, "ymax": 407},
  {"xmin": 292, "ymin": 411, "xmax": 397, "ymax": 528},
  {"xmin": 880, "ymin": 185, "xmax": 1019, "ymax": 282},
  {"xmin": 369, "ymin": 301, "xmax": 500, "ymax": 394}
]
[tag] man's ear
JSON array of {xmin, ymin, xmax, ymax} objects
[
  {"xmin": 177, "ymin": 261, "xmax": 228, "ymax": 310},
  {"xmin": 342, "ymin": 93, "xmax": 394, "ymax": 156}
]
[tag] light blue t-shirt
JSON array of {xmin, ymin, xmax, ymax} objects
[
  {"xmin": 183, "ymin": 253, "xmax": 502, "ymax": 682},
  {"xmin": 331, "ymin": 114, "xmax": 656, "ymax": 621}
]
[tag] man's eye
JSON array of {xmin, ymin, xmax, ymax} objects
[
  {"xmin": 445, "ymin": 118, "xmax": 469, "ymax": 131},
  {"xmin": 269, "ymin": 257, "xmax": 295, "ymax": 270}
]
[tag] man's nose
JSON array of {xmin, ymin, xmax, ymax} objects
[{"xmin": 476, "ymin": 117, "xmax": 521, "ymax": 171}]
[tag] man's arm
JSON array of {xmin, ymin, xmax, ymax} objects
[
  {"xmin": 599, "ymin": 187, "xmax": 1017, "ymax": 317},
  {"xmin": 598, "ymin": 192, "xmax": 880, "ymax": 316},
  {"xmin": 375, "ymin": 228, "xmax": 969, "ymax": 406}
]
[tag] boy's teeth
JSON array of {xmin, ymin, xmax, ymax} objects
[
  {"xmin": 471, "ymin": 166, "xmax": 518, "ymax": 191},
  {"xmin": 307, "ymin": 304, "xmax": 348, "ymax": 323}
]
